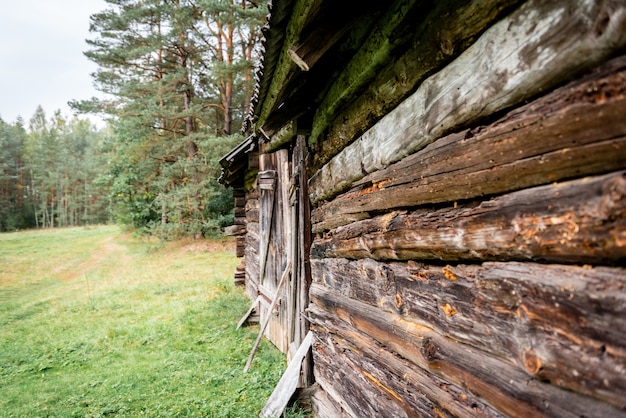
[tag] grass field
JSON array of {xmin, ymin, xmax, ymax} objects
[{"xmin": 0, "ymin": 225, "xmax": 295, "ymax": 417}]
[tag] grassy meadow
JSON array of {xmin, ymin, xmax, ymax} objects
[{"xmin": 0, "ymin": 226, "xmax": 292, "ymax": 417}]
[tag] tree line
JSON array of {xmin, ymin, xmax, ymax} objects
[
  {"xmin": 1, "ymin": 0, "xmax": 267, "ymax": 237},
  {"xmin": 0, "ymin": 109, "xmax": 111, "ymax": 231}
]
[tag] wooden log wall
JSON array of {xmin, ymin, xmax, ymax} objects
[
  {"xmin": 244, "ymin": 152, "xmax": 260, "ymax": 301},
  {"xmin": 308, "ymin": 0, "xmax": 626, "ymax": 203},
  {"xmin": 304, "ymin": 1, "xmax": 626, "ymax": 415}
]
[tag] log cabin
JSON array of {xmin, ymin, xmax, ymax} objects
[{"xmin": 219, "ymin": 0, "xmax": 626, "ymax": 416}]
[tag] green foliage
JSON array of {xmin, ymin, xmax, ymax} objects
[
  {"xmin": 76, "ymin": 0, "xmax": 268, "ymax": 239},
  {"xmin": 0, "ymin": 110, "xmax": 112, "ymax": 232},
  {"xmin": 0, "ymin": 226, "xmax": 291, "ymax": 417}
]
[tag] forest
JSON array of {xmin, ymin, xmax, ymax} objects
[{"xmin": 0, "ymin": 0, "xmax": 267, "ymax": 237}]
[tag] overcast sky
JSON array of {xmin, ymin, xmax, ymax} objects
[{"xmin": 0, "ymin": 0, "xmax": 108, "ymax": 125}]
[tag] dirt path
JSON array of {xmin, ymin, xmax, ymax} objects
[{"xmin": 61, "ymin": 236, "xmax": 131, "ymax": 282}]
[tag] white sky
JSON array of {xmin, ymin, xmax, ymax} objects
[{"xmin": 0, "ymin": 0, "xmax": 108, "ymax": 126}]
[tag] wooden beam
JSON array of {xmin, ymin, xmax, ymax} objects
[
  {"xmin": 262, "ymin": 120, "xmax": 296, "ymax": 154},
  {"xmin": 311, "ymin": 55, "xmax": 626, "ymax": 231},
  {"xmin": 308, "ymin": 0, "xmax": 626, "ymax": 203},
  {"xmin": 309, "ymin": 285, "xmax": 626, "ymax": 417},
  {"xmin": 311, "ymin": 258, "xmax": 626, "ymax": 408},
  {"xmin": 260, "ymin": 331, "xmax": 313, "ymax": 418},
  {"xmin": 237, "ymin": 296, "xmax": 261, "ymax": 329},
  {"xmin": 286, "ymin": 4, "xmax": 361, "ymax": 73},
  {"xmin": 255, "ymin": 0, "xmax": 323, "ymax": 131},
  {"xmin": 312, "ymin": 171, "xmax": 626, "ymax": 265}
]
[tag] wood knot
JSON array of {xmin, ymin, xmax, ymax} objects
[
  {"xmin": 422, "ymin": 338, "xmax": 439, "ymax": 362},
  {"xmin": 440, "ymin": 303, "xmax": 457, "ymax": 317},
  {"xmin": 395, "ymin": 293, "xmax": 403, "ymax": 309},
  {"xmin": 442, "ymin": 266, "xmax": 457, "ymax": 281},
  {"xmin": 523, "ymin": 349, "xmax": 542, "ymax": 375}
]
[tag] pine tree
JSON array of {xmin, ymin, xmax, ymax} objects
[
  {"xmin": 0, "ymin": 117, "xmax": 34, "ymax": 231},
  {"xmin": 79, "ymin": 0, "xmax": 266, "ymax": 237}
]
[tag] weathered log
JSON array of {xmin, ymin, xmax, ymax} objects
[
  {"xmin": 224, "ymin": 224, "xmax": 246, "ymax": 236},
  {"xmin": 312, "ymin": 171, "xmax": 626, "ymax": 265},
  {"xmin": 309, "ymin": 0, "xmax": 523, "ymax": 165},
  {"xmin": 303, "ymin": 383, "xmax": 346, "ymax": 418},
  {"xmin": 244, "ymin": 221, "xmax": 260, "ymax": 300},
  {"xmin": 234, "ymin": 196, "xmax": 246, "ymax": 208},
  {"xmin": 245, "ymin": 198, "xmax": 259, "ymax": 224},
  {"xmin": 309, "ymin": 285, "xmax": 626, "ymax": 417},
  {"xmin": 262, "ymin": 120, "xmax": 296, "ymax": 154},
  {"xmin": 235, "ymin": 236, "xmax": 245, "ymax": 258},
  {"xmin": 311, "ymin": 55, "xmax": 626, "ymax": 231},
  {"xmin": 311, "ymin": 258, "xmax": 626, "ymax": 408},
  {"xmin": 308, "ymin": 0, "xmax": 626, "ymax": 203},
  {"xmin": 312, "ymin": 323, "xmax": 504, "ymax": 417},
  {"xmin": 313, "ymin": 329, "xmax": 444, "ymax": 418}
]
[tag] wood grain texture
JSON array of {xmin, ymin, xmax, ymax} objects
[
  {"xmin": 309, "ymin": 0, "xmax": 626, "ymax": 203},
  {"xmin": 261, "ymin": 331, "xmax": 313, "ymax": 418},
  {"xmin": 309, "ymin": 284, "xmax": 626, "ymax": 417},
  {"xmin": 313, "ymin": 329, "xmax": 443, "ymax": 418},
  {"xmin": 304, "ymin": 383, "xmax": 348, "ymax": 418},
  {"xmin": 311, "ymin": 258, "xmax": 626, "ymax": 408},
  {"xmin": 311, "ymin": 55, "xmax": 626, "ymax": 231},
  {"xmin": 312, "ymin": 171, "xmax": 626, "ymax": 265},
  {"xmin": 312, "ymin": 324, "xmax": 504, "ymax": 418},
  {"xmin": 309, "ymin": 0, "xmax": 523, "ymax": 168}
]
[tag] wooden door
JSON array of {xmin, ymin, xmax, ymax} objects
[
  {"xmin": 258, "ymin": 149, "xmax": 292, "ymax": 353},
  {"xmin": 257, "ymin": 139, "xmax": 311, "ymax": 367}
]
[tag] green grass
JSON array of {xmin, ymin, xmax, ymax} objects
[{"xmin": 0, "ymin": 226, "xmax": 290, "ymax": 417}]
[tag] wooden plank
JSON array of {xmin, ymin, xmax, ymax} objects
[
  {"xmin": 258, "ymin": 154, "xmax": 277, "ymax": 295},
  {"xmin": 308, "ymin": 0, "xmax": 523, "ymax": 161},
  {"xmin": 312, "ymin": 171, "xmax": 626, "ymax": 265},
  {"xmin": 311, "ymin": 258, "xmax": 626, "ymax": 408},
  {"xmin": 304, "ymin": 383, "xmax": 346, "ymax": 418},
  {"xmin": 295, "ymin": 135, "xmax": 313, "ymax": 386},
  {"xmin": 260, "ymin": 331, "xmax": 313, "ymax": 418},
  {"xmin": 308, "ymin": 0, "xmax": 626, "ymax": 203},
  {"xmin": 237, "ymin": 296, "xmax": 261, "ymax": 329},
  {"xmin": 311, "ymin": 55, "xmax": 626, "ymax": 231},
  {"xmin": 271, "ymin": 149, "xmax": 292, "ymax": 353},
  {"xmin": 309, "ymin": 285, "xmax": 626, "ymax": 417}
]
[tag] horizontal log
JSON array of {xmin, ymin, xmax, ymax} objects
[
  {"xmin": 309, "ymin": 0, "xmax": 626, "ymax": 203},
  {"xmin": 309, "ymin": 0, "xmax": 523, "ymax": 167},
  {"xmin": 313, "ymin": 329, "xmax": 447, "ymax": 418},
  {"xmin": 311, "ymin": 55, "xmax": 626, "ymax": 231},
  {"xmin": 223, "ymin": 224, "xmax": 246, "ymax": 236},
  {"xmin": 311, "ymin": 258, "xmax": 626, "ymax": 408},
  {"xmin": 262, "ymin": 120, "xmax": 296, "ymax": 154},
  {"xmin": 312, "ymin": 171, "xmax": 626, "ymax": 265},
  {"xmin": 312, "ymin": 322, "xmax": 503, "ymax": 418},
  {"xmin": 234, "ymin": 196, "xmax": 246, "ymax": 208},
  {"xmin": 309, "ymin": 285, "xmax": 626, "ymax": 417},
  {"xmin": 235, "ymin": 236, "xmax": 245, "ymax": 258}
]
